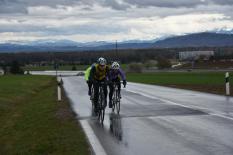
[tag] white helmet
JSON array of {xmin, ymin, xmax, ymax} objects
[
  {"xmin": 97, "ymin": 57, "xmax": 106, "ymax": 65},
  {"xmin": 111, "ymin": 62, "xmax": 120, "ymax": 70}
]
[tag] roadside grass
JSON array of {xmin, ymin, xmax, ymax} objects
[
  {"xmin": 0, "ymin": 75, "xmax": 90, "ymax": 155},
  {"xmin": 127, "ymin": 72, "xmax": 233, "ymax": 96}
]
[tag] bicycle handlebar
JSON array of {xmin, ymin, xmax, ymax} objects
[
  {"xmin": 91, "ymin": 80, "xmax": 126, "ymax": 88},
  {"xmin": 109, "ymin": 81, "xmax": 126, "ymax": 88}
]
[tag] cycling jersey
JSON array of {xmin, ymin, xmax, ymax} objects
[
  {"xmin": 109, "ymin": 68, "xmax": 126, "ymax": 81},
  {"xmin": 89, "ymin": 64, "xmax": 110, "ymax": 81}
]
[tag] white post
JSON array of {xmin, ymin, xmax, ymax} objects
[
  {"xmin": 57, "ymin": 86, "xmax": 61, "ymax": 101},
  {"xmin": 57, "ymin": 76, "xmax": 62, "ymax": 101},
  {"xmin": 226, "ymin": 72, "xmax": 230, "ymax": 96}
]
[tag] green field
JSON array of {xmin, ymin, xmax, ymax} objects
[
  {"xmin": 23, "ymin": 65, "xmax": 89, "ymax": 71},
  {"xmin": 127, "ymin": 72, "xmax": 233, "ymax": 95},
  {"xmin": 0, "ymin": 75, "xmax": 90, "ymax": 155}
]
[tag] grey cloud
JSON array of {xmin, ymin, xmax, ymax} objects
[
  {"xmin": 1, "ymin": 0, "xmax": 233, "ymax": 15},
  {"xmin": 211, "ymin": 0, "xmax": 233, "ymax": 5},
  {"xmin": 0, "ymin": 0, "xmax": 233, "ymax": 42},
  {"xmin": 102, "ymin": 0, "xmax": 130, "ymax": 10},
  {"xmin": 123, "ymin": 0, "xmax": 207, "ymax": 8},
  {"xmin": 0, "ymin": 0, "xmax": 86, "ymax": 14},
  {"xmin": 0, "ymin": 0, "xmax": 130, "ymax": 14},
  {"xmin": 0, "ymin": 5, "xmax": 27, "ymax": 14},
  {"xmin": 17, "ymin": 0, "xmax": 79, "ymax": 7},
  {"xmin": 0, "ymin": 20, "xmax": 128, "ymax": 36},
  {"xmin": 0, "ymin": 0, "xmax": 27, "ymax": 14},
  {"xmin": 81, "ymin": 7, "xmax": 93, "ymax": 11},
  {"xmin": 124, "ymin": 0, "xmax": 233, "ymax": 8},
  {"xmin": 0, "ymin": 0, "xmax": 19, "ymax": 4}
]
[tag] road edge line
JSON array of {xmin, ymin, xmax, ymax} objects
[{"xmin": 80, "ymin": 120, "xmax": 107, "ymax": 155}]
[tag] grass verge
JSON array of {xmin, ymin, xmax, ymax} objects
[
  {"xmin": 127, "ymin": 72, "xmax": 233, "ymax": 96},
  {"xmin": 0, "ymin": 75, "xmax": 90, "ymax": 155}
]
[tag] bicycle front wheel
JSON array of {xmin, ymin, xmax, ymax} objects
[
  {"xmin": 98, "ymin": 87, "xmax": 105, "ymax": 124},
  {"xmin": 112, "ymin": 90, "xmax": 117, "ymax": 112},
  {"xmin": 116, "ymin": 90, "xmax": 121, "ymax": 114}
]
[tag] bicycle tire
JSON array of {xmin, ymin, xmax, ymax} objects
[
  {"xmin": 91, "ymin": 86, "xmax": 96, "ymax": 114},
  {"xmin": 97, "ymin": 92, "xmax": 101, "ymax": 120},
  {"xmin": 112, "ymin": 88, "xmax": 116, "ymax": 112},
  {"xmin": 99, "ymin": 87, "xmax": 105, "ymax": 124},
  {"xmin": 116, "ymin": 89, "xmax": 121, "ymax": 114}
]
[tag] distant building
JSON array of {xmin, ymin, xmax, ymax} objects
[{"xmin": 179, "ymin": 51, "xmax": 214, "ymax": 61}]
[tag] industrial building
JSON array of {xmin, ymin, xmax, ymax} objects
[{"xmin": 179, "ymin": 51, "xmax": 214, "ymax": 61}]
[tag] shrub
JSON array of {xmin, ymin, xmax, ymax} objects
[
  {"xmin": 10, "ymin": 60, "xmax": 24, "ymax": 74},
  {"xmin": 72, "ymin": 66, "xmax": 77, "ymax": 71},
  {"xmin": 157, "ymin": 58, "xmax": 172, "ymax": 69},
  {"xmin": 144, "ymin": 60, "xmax": 158, "ymax": 69},
  {"xmin": 128, "ymin": 63, "xmax": 143, "ymax": 73}
]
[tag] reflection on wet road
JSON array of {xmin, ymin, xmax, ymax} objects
[
  {"xmin": 63, "ymin": 76, "xmax": 233, "ymax": 155},
  {"xmin": 109, "ymin": 113, "xmax": 123, "ymax": 141}
]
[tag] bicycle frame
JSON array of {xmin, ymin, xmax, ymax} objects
[{"xmin": 92, "ymin": 81, "xmax": 106, "ymax": 124}]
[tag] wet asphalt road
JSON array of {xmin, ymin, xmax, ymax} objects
[{"xmin": 63, "ymin": 76, "xmax": 233, "ymax": 155}]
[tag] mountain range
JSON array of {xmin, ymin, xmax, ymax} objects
[
  {"xmin": 154, "ymin": 32, "xmax": 233, "ymax": 48},
  {"xmin": 0, "ymin": 30, "xmax": 233, "ymax": 53}
]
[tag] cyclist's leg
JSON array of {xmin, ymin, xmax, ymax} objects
[
  {"xmin": 117, "ymin": 78, "xmax": 121, "ymax": 98},
  {"xmin": 90, "ymin": 84, "xmax": 94, "ymax": 100},
  {"xmin": 94, "ymin": 82, "xmax": 99, "ymax": 111},
  {"xmin": 108, "ymin": 81, "xmax": 114, "ymax": 108},
  {"xmin": 103, "ymin": 81, "xmax": 108, "ymax": 108},
  {"xmin": 88, "ymin": 82, "xmax": 92, "ymax": 96}
]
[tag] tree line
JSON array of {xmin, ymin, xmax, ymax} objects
[
  {"xmin": 1, "ymin": 47, "xmax": 233, "ymax": 65},
  {"xmin": 0, "ymin": 47, "xmax": 233, "ymax": 74}
]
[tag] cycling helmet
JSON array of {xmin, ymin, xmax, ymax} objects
[
  {"xmin": 111, "ymin": 62, "xmax": 120, "ymax": 70},
  {"xmin": 97, "ymin": 57, "xmax": 106, "ymax": 65}
]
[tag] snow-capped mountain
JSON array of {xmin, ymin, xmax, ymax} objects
[{"xmin": 0, "ymin": 30, "xmax": 233, "ymax": 53}]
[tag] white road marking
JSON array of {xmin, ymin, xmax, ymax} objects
[
  {"xmin": 126, "ymin": 89, "xmax": 233, "ymax": 121},
  {"xmin": 80, "ymin": 120, "xmax": 107, "ymax": 155}
]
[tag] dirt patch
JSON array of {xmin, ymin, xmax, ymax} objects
[{"xmin": 55, "ymin": 86, "xmax": 75, "ymax": 121}]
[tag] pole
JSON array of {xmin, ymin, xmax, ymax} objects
[
  {"xmin": 55, "ymin": 62, "xmax": 58, "ymax": 77},
  {"xmin": 226, "ymin": 72, "xmax": 230, "ymax": 96},
  {"xmin": 115, "ymin": 40, "xmax": 118, "ymax": 60}
]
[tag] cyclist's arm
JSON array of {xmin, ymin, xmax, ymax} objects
[
  {"xmin": 89, "ymin": 66, "xmax": 96, "ymax": 82},
  {"xmin": 119, "ymin": 68, "xmax": 126, "ymax": 81},
  {"xmin": 84, "ymin": 67, "xmax": 91, "ymax": 81},
  {"xmin": 106, "ymin": 65, "xmax": 110, "ymax": 81}
]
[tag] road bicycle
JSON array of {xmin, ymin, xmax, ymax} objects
[
  {"xmin": 91, "ymin": 81, "xmax": 107, "ymax": 124},
  {"xmin": 90, "ymin": 85, "xmax": 95, "ymax": 113}
]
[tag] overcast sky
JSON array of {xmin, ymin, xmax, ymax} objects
[{"xmin": 0, "ymin": 0, "xmax": 233, "ymax": 43}]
